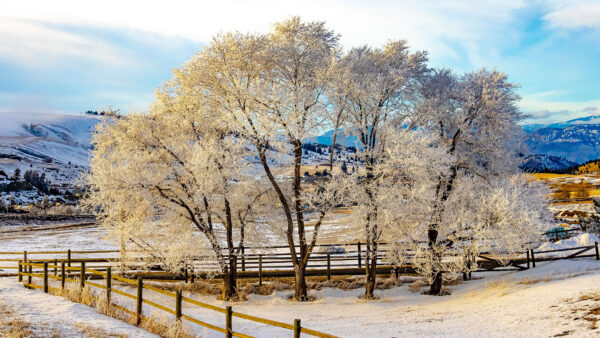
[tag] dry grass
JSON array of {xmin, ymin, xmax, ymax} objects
[
  {"xmin": 140, "ymin": 314, "xmax": 194, "ymax": 338},
  {"xmin": 0, "ymin": 302, "xmax": 33, "ymax": 338},
  {"xmin": 564, "ymin": 291, "xmax": 600, "ymax": 331},
  {"xmin": 408, "ymin": 279, "xmax": 429, "ymax": 293},
  {"xmin": 74, "ymin": 323, "xmax": 128, "ymax": 338},
  {"xmin": 58, "ymin": 283, "xmax": 193, "ymax": 338},
  {"xmin": 517, "ymin": 277, "xmax": 551, "ymax": 285},
  {"xmin": 532, "ymin": 173, "xmax": 581, "ymax": 180}
]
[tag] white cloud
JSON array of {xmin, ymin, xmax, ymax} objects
[
  {"xmin": 3, "ymin": 0, "xmax": 527, "ymax": 66},
  {"xmin": 543, "ymin": 0, "xmax": 600, "ymax": 30},
  {"xmin": 520, "ymin": 92, "xmax": 600, "ymax": 122},
  {"xmin": 0, "ymin": 18, "xmax": 127, "ymax": 67}
]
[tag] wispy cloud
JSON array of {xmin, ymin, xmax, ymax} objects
[
  {"xmin": 521, "ymin": 92, "xmax": 600, "ymax": 123},
  {"xmin": 543, "ymin": 0, "xmax": 600, "ymax": 30},
  {"xmin": 0, "ymin": 18, "xmax": 127, "ymax": 67}
]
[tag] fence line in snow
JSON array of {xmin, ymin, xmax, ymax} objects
[{"xmin": 17, "ymin": 260, "xmax": 337, "ymax": 338}]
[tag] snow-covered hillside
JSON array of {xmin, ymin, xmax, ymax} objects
[{"xmin": 0, "ymin": 112, "xmax": 101, "ymax": 187}]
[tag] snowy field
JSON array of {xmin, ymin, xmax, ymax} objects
[
  {"xmin": 4, "ymin": 258, "xmax": 600, "ymax": 337},
  {"xmin": 1, "ymin": 224, "xmax": 600, "ymax": 337},
  {"xmin": 0, "ymin": 278, "xmax": 157, "ymax": 337}
]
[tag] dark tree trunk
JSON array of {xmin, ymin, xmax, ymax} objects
[
  {"xmin": 294, "ymin": 263, "xmax": 308, "ymax": 301},
  {"xmin": 364, "ymin": 249, "xmax": 377, "ymax": 298},
  {"xmin": 363, "ymin": 162, "xmax": 379, "ymax": 299},
  {"xmin": 428, "ymin": 271, "xmax": 443, "ymax": 295},
  {"xmin": 222, "ymin": 198, "xmax": 239, "ymax": 300},
  {"xmin": 222, "ymin": 263, "xmax": 238, "ymax": 300}
]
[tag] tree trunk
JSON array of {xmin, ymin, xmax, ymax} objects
[
  {"xmin": 222, "ymin": 263, "xmax": 238, "ymax": 300},
  {"xmin": 364, "ymin": 251, "xmax": 377, "ymax": 298},
  {"xmin": 293, "ymin": 263, "xmax": 308, "ymax": 301},
  {"xmin": 428, "ymin": 271, "xmax": 443, "ymax": 295}
]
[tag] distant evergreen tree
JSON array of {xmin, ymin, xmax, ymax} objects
[
  {"xmin": 341, "ymin": 161, "xmax": 348, "ymax": 174},
  {"xmin": 12, "ymin": 168, "xmax": 20, "ymax": 181}
]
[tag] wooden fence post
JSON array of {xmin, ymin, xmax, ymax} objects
[
  {"xmin": 190, "ymin": 266, "xmax": 195, "ymax": 284},
  {"xmin": 531, "ymin": 249, "xmax": 536, "ymax": 268},
  {"xmin": 136, "ymin": 277, "xmax": 143, "ymax": 326},
  {"xmin": 294, "ymin": 318, "xmax": 301, "ymax": 338},
  {"xmin": 595, "ymin": 242, "xmax": 599, "ymax": 260},
  {"xmin": 80, "ymin": 262, "xmax": 86, "ymax": 289},
  {"xmin": 526, "ymin": 250, "xmax": 530, "ymax": 269},
  {"xmin": 554, "ymin": 229, "xmax": 559, "ymax": 242},
  {"xmin": 327, "ymin": 253, "xmax": 331, "ymax": 281},
  {"xmin": 357, "ymin": 242, "xmax": 362, "ymax": 268},
  {"xmin": 28, "ymin": 264, "xmax": 32, "ymax": 286},
  {"xmin": 226, "ymin": 305, "xmax": 233, "ymax": 338},
  {"xmin": 106, "ymin": 267, "xmax": 112, "ymax": 304},
  {"xmin": 24, "ymin": 250, "xmax": 27, "ymax": 263},
  {"xmin": 175, "ymin": 290, "xmax": 182, "ymax": 321},
  {"xmin": 54, "ymin": 259, "xmax": 57, "ymax": 276},
  {"xmin": 184, "ymin": 263, "xmax": 188, "ymax": 283},
  {"xmin": 61, "ymin": 261, "xmax": 65, "ymax": 289},
  {"xmin": 241, "ymin": 246, "xmax": 246, "ymax": 272},
  {"xmin": 67, "ymin": 249, "xmax": 71, "ymax": 267},
  {"xmin": 258, "ymin": 255, "xmax": 263, "ymax": 287},
  {"xmin": 43, "ymin": 262, "xmax": 48, "ymax": 293},
  {"xmin": 18, "ymin": 261, "xmax": 22, "ymax": 282}
]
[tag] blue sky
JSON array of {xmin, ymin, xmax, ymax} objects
[{"xmin": 1, "ymin": 0, "xmax": 599, "ymax": 124}]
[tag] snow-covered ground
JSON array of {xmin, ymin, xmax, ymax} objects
[
  {"xmin": 0, "ymin": 277, "xmax": 157, "ymax": 337},
  {"xmin": 15, "ymin": 258, "xmax": 600, "ymax": 337}
]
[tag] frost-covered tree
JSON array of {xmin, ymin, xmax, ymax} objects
[
  {"xmin": 84, "ymin": 94, "xmax": 266, "ymax": 300},
  {"xmin": 335, "ymin": 41, "xmax": 429, "ymax": 298},
  {"xmin": 393, "ymin": 69, "xmax": 552, "ymax": 295},
  {"xmin": 187, "ymin": 17, "xmax": 341, "ymax": 301}
]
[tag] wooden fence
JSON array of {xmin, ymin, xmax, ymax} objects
[
  {"xmin": 3, "ymin": 239, "xmax": 600, "ymax": 279},
  {"xmin": 6, "ymin": 240, "xmax": 600, "ymax": 337},
  {"xmin": 17, "ymin": 260, "xmax": 337, "ymax": 338}
]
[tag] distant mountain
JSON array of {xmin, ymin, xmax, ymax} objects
[
  {"xmin": 525, "ymin": 124, "xmax": 600, "ymax": 164},
  {"xmin": 304, "ymin": 129, "xmax": 358, "ymax": 148},
  {"xmin": 519, "ymin": 154, "xmax": 578, "ymax": 172},
  {"xmin": 0, "ymin": 112, "xmax": 101, "ymax": 166},
  {"xmin": 0, "ymin": 112, "xmax": 102, "ymax": 186}
]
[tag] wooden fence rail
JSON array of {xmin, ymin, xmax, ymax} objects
[{"xmin": 17, "ymin": 261, "xmax": 338, "ymax": 338}]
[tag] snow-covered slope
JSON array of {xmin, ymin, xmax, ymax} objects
[
  {"xmin": 519, "ymin": 154, "xmax": 578, "ymax": 172},
  {"xmin": 0, "ymin": 112, "xmax": 101, "ymax": 166},
  {"xmin": 0, "ymin": 112, "xmax": 102, "ymax": 187},
  {"xmin": 523, "ymin": 115, "xmax": 600, "ymax": 165}
]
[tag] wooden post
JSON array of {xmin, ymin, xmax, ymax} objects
[
  {"xmin": 106, "ymin": 267, "xmax": 112, "ymax": 304},
  {"xmin": 190, "ymin": 266, "xmax": 195, "ymax": 284},
  {"xmin": 18, "ymin": 261, "xmax": 22, "ymax": 282},
  {"xmin": 595, "ymin": 242, "xmax": 599, "ymax": 260},
  {"xmin": 394, "ymin": 267, "xmax": 399, "ymax": 280},
  {"xmin": 54, "ymin": 259, "xmax": 57, "ymax": 276},
  {"xmin": 175, "ymin": 290, "xmax": 182, "ymax": 320},
  {"xmin": 241, "ymin": 246, "xmax": 246, "ymax": 272},
  {"xmin": 526, "ymin": 250, "xmax": 530, "ymax": 269},
  {"xmin": 531, "ymin": 249, "xmax": 536, "ymax": 268},
  {"xmin": 258, "ymin": 255, "xmax": 263, "ymax": 287},
  {"xmin": 28, "ymin": 264, "xmax": 32, "ymax": 286},
  {"xmin": 67, "ymin": 249, "xmax": 71, "ymax": 267},
  {"xmin": 61, "ymin": 261, "xmax": 65, "ymax": 289},
  {"xmin": 555, "ymin": 229, "xmax": 558, "ymax": 241},
  {"xmin": 225, "ymin": 305, "xmax": 233, "ymax": 338},
  {"xmin": 327, "ymin": 253, "xmax": 331, "ymax": 281},
  {"xmin": 294, "ymin": 318, "xmax": 301, "ymax": 338},
  {"xmin": 136, "ymin": 277, "xmax": 143, "ymax": 326},
  {"xmin": 43, "ymin": 262, "xmax": 48, "ymax": 293},
  {"xmin": 357, "ymin": 242, "xmax": 362, "ymax": 268},
  {"xmin": 80, "ymin": 262, "xmax": 86, "ymax": 289},
  {"xmin": 24, "ymin": 250, "xmax": 27, "ymax": 263},
  {"xmin": 184, "ymin": 263, "xmax": 188, "ymax": 283}
]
